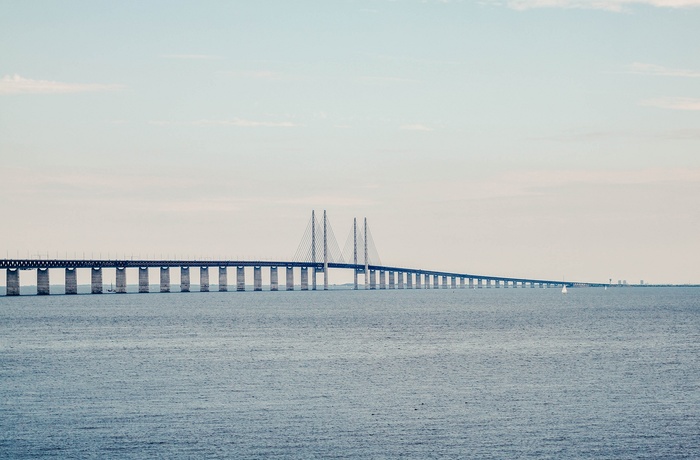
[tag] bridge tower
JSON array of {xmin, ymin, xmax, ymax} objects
[
  {"xmin": 311, "ymin": 210, "xmax": 317, "ymax": 290},
  {"xmin": 364, "ymin": 217, "xmax": 369, "ymax": 290},
  {"xmin": 353, "ymin": 218, "xmax": 358, "ymax": 290},
  {"xmin": 323, "ymin": 210, "xmax": 328, "ymax": 290}
]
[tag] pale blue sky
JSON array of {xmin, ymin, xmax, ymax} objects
[{"xmin": 1, "ymin": 0, "xmax": 699, "ymax": 284}]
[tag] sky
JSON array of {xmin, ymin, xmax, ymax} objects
[{"xmin": 1, "ymin": 0, "xmax": 699, "ymax": 285}]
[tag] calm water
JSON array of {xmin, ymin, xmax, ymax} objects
[{"xmin": 1, "ymin": 288, "xmax": 698, "ymax": 459}]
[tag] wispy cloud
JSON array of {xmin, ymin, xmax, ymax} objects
[
  {"xmin": 400, "ymin": 124, "xmax": 434, "ymax": 132},
  {"xmin": 161, "ymin": 54, "xmax": 223, "ymax": 60},
  {"xmin": 220, "ymin": 70, "xmax": 281, "ymax": 80},
  {"xmin": 640, "ymin": 97, "xmax": 700, "ymax": 111},
  {"xmin": 359, "ymin": 76, "xmax": 420, "ymax": 84},
  {"xmin": 626, "ymin": 62, "xmax": 700, "ymax": 77},
  {"xmin": 0, "ymin": 74, "xmax": 124, "ymax": 95},
  {"xmin": 149, "ymin": 118, "xmax": 302, "ymax": 128},
  {"xmin": 501, "ymin": 0, "xmax": 700, "ymax": 11},
  {"xmin": 430, "ymin": 168, "xmax": 700, "ymax": 201}
]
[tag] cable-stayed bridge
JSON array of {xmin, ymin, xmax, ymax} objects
[{"xmin": 1, "ymin": 210, "xmax": 604, "ymax": 296}]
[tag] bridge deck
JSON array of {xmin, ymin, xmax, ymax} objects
[{"xmin": 0, "ymin": 259, "xmax": 601, "ymax": 287}]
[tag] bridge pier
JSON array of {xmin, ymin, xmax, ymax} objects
[
  {"xmin": 354, "ymin": 268, "xmax": 358, "ymax": 290},
  {"xmin": 469, "ymin": 278, "xmax": 474, "ymax": 289},
  {"xmin": 116, "ymin": 267, "xmax": 126, "ymax": 293},
  {"xmin": 451, "ymin": 277, "xmax": 456, "ymax": 289},
  {"xmin": 65, "ymin": 268, "xmax": 77, "ymax": 294},
  {"xmin": 286, "ymin": 266, "xmax": 294, "ymax": 291},
  {"xmin": 37, "ymin": 268, "xmax": 50, "ymax": 295},
  {"xmin": 442, "ymin": 276, "xmax": 447, "ymax": 289},
  {"xmin": 270, "ymin": 266, "xmax": 278, "ymax": 291},
  {"xmin": 312, "ymin": 268, "xmax": 317, "ymax": 291},
  {"xmin": 139, "ymin": 267, "xmax": 149, "ymax": 293},
  {"xmin": 398, "ymin": 272, "xmax": 404, "ymax": 289},
  {"xmin": 415, "ymin": 273, "xmax": 421, "ymax": 289},
  {"xmin": 389, "ymin": 271, "xmax": 395, "ymax": 289},
  {"xmin": 200, "ymin": 267, "xmax": 209, "ymax": 292},
  {"xmin": 91, "ymin": 267, "xmax": 103, "ymax": 294},
  {"xmin": 180, "ymin": 267, "xmax": 190, "ymax": 292},
  {"xmin": 219, "ymin": 267, "xmax": 227, "ymax": 292},
  {"xmin": 160, "ymin": 267, "xmax": 170, "ymax": 293},
  {"xmin": 477, "ymin": 279, "xmax": 483, "ymax": 288},
  {"xmin": 379, "ymin": 270, "xmax": 385, "ymax": 289},
  {"xmin": 460, "ymin": 277, "xmax": 465, "ymax": 289},
  {"xmin": 370, "ymin": 270, "xmax": 376, "ymax": 290},
  {"xmin": 6, "ymin": 268, "xmax": 20, "ymax": 296},
  {"xmin": 237, "ymin": 266, "xmax": 245, "ymax": 291},
  {"xmin": 495, "ymin": 279, "xmax": 500, "ymax": 288},
  {"xmin": 426, "ymin": 274, "xmax": 432, "ymax": 289},
  {"xmin": 254, "ymin": 266, "xmax": 262, "ymax": 291},
  {"xmin": 432, "ymin": 274, "xmax": 438, "ymax": 289},
  {"xmin": 301, "ymin": 267, "xmax": 308, "ymax": 290}
]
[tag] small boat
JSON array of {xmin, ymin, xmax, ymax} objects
[{"xmin": 561, "ymin": 285, "xmax": 568, "ymax": 294}]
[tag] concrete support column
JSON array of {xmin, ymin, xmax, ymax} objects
[
  {"xmin": 180, "ymin": 267, "xmax": 190, "ymax": 292},
  {"xmin": 504, "ymin": 280, "xmax": 509, "ymax": 288},
  {"xmin": 478, "ymin": 279, "xmax": 483, "ymax": 289},
  {"xmin": 426, "ymin": 274, "xmax": 432, "ymax": 288},
  {"xmin": 433, "ymin": 275, "xmax": 439, "ymax": 289},
  {"xmin": 65, "ymin": 268, "xmax": 77, "ymax": 295},
  {"xmin": 469, "ymin": 278, "xmax": 475, "ymax": 289},
  {"xmin": 286, "ymin": 266, "xmax": 294, "ymax": 291},
  {"xmin": 460, "ymin": 277, "xmax": 465, "ymax": 289},
  {"xmin": 237, "ymin": 266, "xmax": 245, "ymax": 291},
  {"xmin": 495, "ymin": 279, "xmax": 500, "ymax": 288},
  {"xmin": 37, "ymin": 268, "xmax": 50, "ymax": 295},
  {"xmin": 389, "ymin": 271, "xmax": 395, "ymax": 289},
  {"xmin": 92, "ymin": 267, "xmax": 103, "ymax": 294},
  {"xmin": 6, "ymin": 268, "xmax": 20, "ymax": 296},
  {"xmin": 451, "ymin": 277, "xmax": 456, "ymax": 289},
  {"xmin": 301, "ymin": 267, "xmax": 308, "ymax": 290},
  {"xmin": 160, "ymin": 267, "xmax": 170, "ymax": 293},
  {"xmin": 370, "ymin": 270, "xmax": 376, "ymax": 290},
  {"xmin": 441, "ymin": 276, "xmax": 447, "ymax": 289},
  {"xmin": 116, "ymin": 267, "xmax": 126, "ymax": 293},
  {"xmin": 539, "ymin": 283, "xmax": 544, "ymax": 288},
  {"xmin": 407, "ymin": 272, "xmax": 413, "ymax": 289},
  {"xmin": 379, "ymin": 270, "xmax": 386, "ymax": 289},
  {"xmin": 254, "ymin": 266, "xmax": 262, "ymax": 291},
  {"xmin": 139, "ymin": 267, "xmax": 149, "ymax": 293},
  {"xmin": 219, "ymin": 267, "xmax": 227, "ymax": 292},
  {"xmin": 398, "ymin": 272, "xmax": 404, "ymax": 289},
  {"xmin": 312, "ymin": 268, "xmax": 317, "ymax": 291},
  {"xmin": 200, "ymin": 267, "xmax": 209, "ymax": 292},
  {"xmin": 270, "ymin": 267, "xmax": 278, "ymax": 291},
  {"xmin": 486, "ymin": 279, "xmax": 492, "ymax": 288},
  {"xmin": 354, "ymin": 269, "xmax": 358, "ymax": 290},
  {"xmin": 415, "ymin": 273, "xmax": 421, "ymax": 289}
]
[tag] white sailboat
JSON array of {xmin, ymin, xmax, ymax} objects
[{"xmin": 561, "ymin": 285, "xmax": 567, "ymax": 294}]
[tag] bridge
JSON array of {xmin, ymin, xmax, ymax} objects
[{"xmin": 1, "ymin": 211, "xmax": 603, "ymax": 296}]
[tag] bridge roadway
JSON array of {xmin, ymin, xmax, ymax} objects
[{"xmin": 1, "ymin": 258, "xmax": 603, "ymax": 296}]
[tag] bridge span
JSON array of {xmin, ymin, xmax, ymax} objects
[
  {"xmin": 0, "ymin": 258, "xmax": 600, "ymax": 296},
  {"xmin": 1, "ymin": 210, "xmax": 604, "ymax": 296}
]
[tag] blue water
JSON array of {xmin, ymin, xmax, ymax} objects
[{"xmin": 1, "ymin": 288, "xmax": 698, "ymax": 459}]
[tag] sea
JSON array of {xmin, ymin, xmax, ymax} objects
[{"xmin": 1, "ymin": 287, "xmax": 698, "ymax": 459}]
